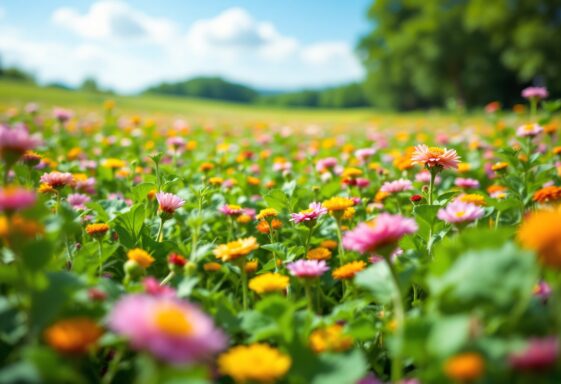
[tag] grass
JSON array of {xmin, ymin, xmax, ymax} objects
[{"xmin": 0, "ymin": 80, "xmax": 483, "ymax": 130}]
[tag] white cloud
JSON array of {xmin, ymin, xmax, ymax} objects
[
  {"xmin": 185, "ymin": 7, "xmax": 298, "ymax": 61},
  {"xmin": 52, "ymin": 0, "xmax": 176, "ymax": 44},
  {"xmin": 0, "ymin": 2, "xmax": 363, "ymax": 92}
]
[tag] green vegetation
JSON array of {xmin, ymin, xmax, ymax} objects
[{"xmin": 358, "ymin": 0, "xmax": 561, "ymax": 109}]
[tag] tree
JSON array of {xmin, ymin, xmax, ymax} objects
[{"xmin": 358, "ymin": 0, "xmax": 561, "ymax": 110}]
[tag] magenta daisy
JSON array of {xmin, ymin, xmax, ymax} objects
[
  {"xmin": 0, "ymin": 124, "xmax": 42, "ymax": 161},
  {"xmin": 454, "ymin": 178, "xmax": 480, "ymax": 189},
  {"xmin": 522, "ymin": 86, "xmax": 548, "ymax": 100},
  {"xmin": 380, "ymin": 179, "xmax": 413, "ymax": 194},
  {"xmin": 290, "ymin": 202, "xmax": 327, "ymax": 224},
  {"xmin": 108, "ymin": 293, "xmax": 227, "ymax": 364},
  {"xmin": 0, "ymin": 187, "xmax": 36, "ymax": 212},
  {"xmin": 411, "ymin": 145, "xmax": 460, "ymax": 169},
  {"xmin": 437, "ymin": 201, "xmax": 484, "ymax": 224},
  {"xmin": 343, "ymin": 213, "xmax": 418, "ymax": 254},
  {"xmin": 219, "ymin": 204, "xmax": 243, "ymax": 216},
  {"xmin": 40, "ymin": 171, "xmax": 75, "ymax": 189},
  {"xmin": 156, "ymin": 192, "xmax": 185, "ymax": 215},
  {"xmin": 516, "ymin": 123, "xmax": 543, "ymax": 138},
  {"xmin": 286, "ymin": 259, "xmax": 329, "ymax": 278}
]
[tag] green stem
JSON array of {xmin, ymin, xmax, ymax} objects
[
  {"xmin": 385, "ymin": 256, "xmax": 405, "ymax": 384},
  {"xmin": 304, "ymin": 280, "xmax": 314, "ymax": 313},
  {"xmin": 428, "ymin": 170, "xmax": 436, "ymax": 205},
  {"xmin": 304, "ymin": 225, "xmax": 314, "ymax": 256},
  {"xmin": 3, "ymin": 164, "xmax": 11, "ymax": 186},
  {"xmin": 102, "ymin": 347, "xmax": 125, "ymax": 384},
  {"xmin": 160, "ymin": 271, "xmax": 175, "ymax": 286},
  {"xmin": 156, "ymin": 217, "xmax": 165, "ymax": 242},
  {"xmin": 495, "ymin": 210, "xmax": 501, "ymax": 229},
  {"xmin": 334, "ymin": 217, "xmax": 345, "ymax": 265},
  {"xmin": 239, "ymin": 261, "xmax": 249, "ymax": 310},
  {"xmin": 97, "ymin": 239, "xmax": 104, "ymax": 276}
]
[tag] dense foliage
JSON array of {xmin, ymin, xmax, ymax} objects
[{"xmin": 358, "ymin": 0, "xmax": 561, "ymax": 109}]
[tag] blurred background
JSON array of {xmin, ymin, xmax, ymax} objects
[{"xmin": 0, "ymin": 0, "xmax": 560, "ymax": 110}]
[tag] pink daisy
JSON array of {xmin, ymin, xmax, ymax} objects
[
  {"xmin": 0, "ymin": 187, "xmax": 36, "ymax": 212},
  {"xmin": 67, "ymin": 193, "xmax": 91, "ymax": 210},
  {"xmin": 0, "ymin": 124, "xmax": 42, "ymax": 158},
  {"xmin": 415, "ymin": 170, "xmax": 442, "ymax": 185},
  {"xmin": 380, "ymin": 179, "xmax": 413, "ymax": 194},
  {"xmin": 286, "ymin": 259, "xmax": 329, "ymax": 278},
  {"xmin": 411, "ymin": 144, "xmax": 460, "ymax": 169},
  {"xmin": 454, "ymin": 178, "xmax": 480, "ymax": 189},
  {"xmin": 40, "ymin": 171, "xmax": 75, "ymax": 189},
  {"xmin": 516, "ymin": 123, "xmax": 543, "ymax": 137},
  {"xmin": 219, "ymin": 204, "xmax": 243, "ymax": 216},
  {"xmin": 108, "ymin": 293, "xmax": 227, "ymax": 364},
  {"xmin": 156, "ymin": 192, "xmax": 185, "ymax": 214},
  {"xmin": 509, "ymin": 337, "xmax": 558, "ymax": 371},
  {"xmin": 437, "ymin": 201, "xmax": 484, "ymax": 224},
  {"xmin": 290, "ymin": 202, "xmax": 327, "ymax": 224},
  {"xmin": 343, "ymin": 213, "xmax": 418, "ymax": 254},
  {"xmin": 522, "ymin": 86, "xmax": 548, "ymax": 100}
]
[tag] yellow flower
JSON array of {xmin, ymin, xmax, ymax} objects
[
  {"xmin": 86, "ymin": 223, "xmax": 109, "ymax": 237},
  {"xmin": 200, "ymin": 162, "xmax": 214, "ymax": 172},
  {"xmin": 102, "ymin": 158, "xmax": 125, "ymax": 169},
  {"xmin": 249, "ymin": 273, "xmax": 289, "ymax": 294},
  {"xmin": 491, "ymin": 162, "xmax": 508, "ymax": 172},
  {"xmin": 457, "ymin": 163, "xmax": 471, "ymax": 173},
  {"xmin": 444, "ymin": 353, "xmax": 485, "ymax": 381},
  {"xmin": 341, "ymin": 168, "xmax": 363, "ymax": 179},
  {"xmin": 307, "ymin": 247, "xmax": 332, "ymax": 260},
  {"xmin": 332, "ymin": 261, "xmax": 366, "ymax": 280},
  {"xmin": 342, "ymin": 207, "xmax": 355, "ymax": 220},
  {"xmin": 244, "ymin": 260, "xmax": 259, "ymax": 274},
  {"xmin": 309, "ymin": 324, "xmax": 353, "ymax": 353},
  {"xmin": 236, "ymin": 214, "xmax": 252, "ymax": 224},
  {"xmin": 458, "ymin": 194, "xmax": 486, "ymax": 206},
  {"xmin": 218, "ymin": 344, "xmax": 291, "ymax": 383},
  {"xmin": 44, "ymin": 317, "xmax": 102, "ymax": 354},
  {"xmin": 518, "ymin": 209, "xmax": 561, "ymax": 268},
  {"xmin": 127, "ymin": 248, "xmax": 154, "ymax": 268},
  {"xmin": 208, "ymin": 177, "xmax": 224, "ymax": 185},
  {"xmin": 322, "ymin": 197, "xmax": 354, "ymax": 212},
  {"xmin": 256, "ymin": 208, "xmax": 279, "ymax": 220},
  {"xmin": 213, "ymin": 237, "xmax": 259, "ymax": 262}
]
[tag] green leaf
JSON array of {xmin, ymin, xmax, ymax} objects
[
  {"xmin": 311, "ymin": 349, "xmax": 368, "ymax": 384},
  {"xmin": 112, "ymin": 204, "xmax": 146, "ymax": 248},
  {"xmin": 21, "ymin": 239, "xmax": 52, "ymax": 272},
  {"xmin": 355, "ymin": 262, "xmax": 395, "ymax": 304},
  {"xmin": 264, "ymin": 189, "xmax": 290, "ymax": 211},
  {"xmin": 427, "ymin": 315, "xmax": 470, "ymax": 357}
]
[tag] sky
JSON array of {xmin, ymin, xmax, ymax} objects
[{"xmin": 0, "ymin": 0, "xmax": 372, "ymax": 93}]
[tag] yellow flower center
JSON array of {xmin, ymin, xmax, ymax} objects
[
  {"xmin": 153, "ymin": 305, "xmax": 193, "ymax": 337},
  {"xmin": 455, "ymin": 211, "xmax": 466, "ymax": 218},
  {"xmin": 428, "ymin": 147, "xmax": 445, "ymax": 155}
]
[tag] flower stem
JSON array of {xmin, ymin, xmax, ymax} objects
[
  {"xmin": 334, "ymin": 218, "xmax": 345, "ymax": 264},
  {"xmin": 428, "ymin": 169, "xmax": 436, "ymax": 205},
  {"xmin": 156, "ymin": 217, "xmax": 165, "ymax": 242},
  {"xmin": 97, "ymin": 239, "xmax": 104, "ymax": 276},
  {"xmin": 385, "ymin": 256, "xmax": 405, "ymax": 384},
  {"xmin": 304, "ymin": 280, "xmax": 314, "ymax": 313},
  {"xmin": 160, "ymin": 271, "xmax": 175, "ymax": 286},
  {"xmin": 238, "ymin": 260, "xmax": 249, "ymax": 311}
]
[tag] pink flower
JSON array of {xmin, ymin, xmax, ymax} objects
[
  {"xmin": 517, "ymin": 123, "xmax": 543, "ymax": 137},
  {"xmin": 533, "ymin": 281, "xmax": 552, "ymax": 301},
  {"xmin": 156, "ymin": 192, "xmax": 185, "ymax": 214},
  {"xmin": 411, "ymin": 144, "xmax": 460, "ymax": 169},
  {"xmin": 343, "ymin": 213, "xmax": 418, "ymax": 254},
  {"xmin": 108, "ymin": 293, "xmax": 226, "ymax": 364},
  {"xmin": 380, "ymin": 179, "xmax": 413, "ymax": 194},
  {"xmin": 40, "ymin": 171, "xmax": 74, "ymax": 188},
  {"xmin": 52, "ymin": 107, "xmax": 73, "ymax": 123},
  {"xmin": 143, "ymin": 277, "xmax": 176, "ymax": 298},
  {"xmin": 437, "ymin": 201, "xmax": 484, "ymax": 224},
  {"xmin": 415, "ymin": 170, "xmax": 441, "ymax": 185},
  {"xmin": 455, "ymin": 178, "xmax": 480, "ymax": 189},
  {"xmin": 522, "ymin": 86, "xmax": 548, "ymax": 100},
  {"xmin": 0, "ymin": 187, "xmax": 36, "ymax": 212},
  {"xmin": 356, "ymin": 178, "xmax": 370, "ymax": 188},
  {"xmin": 287, "ymin": 259, "xmax": 329, "ymax": 278},
  {"xmin": 67, "ymin": 193, "xmax": 91, "ymax": 210},
  {"xmin": 167, "ymin": 137, "xmax": 185, "ymax": 151},
  {"xmin": 0, "ymin": 124, "xmax": 41, "ymax": 158},
  {"xmin": 219, "ymin": 204, "xmax": 243, "ymax": 216},
  {"xmin": 290, "ymin": 202, "xmax": 327, "ymax": 224},
  {"xmin": 316, "ymin": 157, "xmax": 338, "ymax": 172},
  {"xmin": 75, "ymin": 177, "xmax": 96, "ymax": 195},
  {"xmin": 509, "ymin": 337, "xmax": 558, "ymax": 371},
  {"xmin": 355, "ymin": 148, "xmax": 376, "ymax": 162}
]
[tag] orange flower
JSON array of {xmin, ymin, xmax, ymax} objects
[
  {"xmin": 86, "ymin": 223, "xmax": 109, "ymax": 238},
  {"xmin": 44, "ymin": 317, "xmax": 102, "ymax": 354},
  {"xmin": 518, "ymin": 209, "xmax": 561, "ymax": 268},
  {"xmin": 309, "ymin": 324, "xmax": 353, "ymax": 353},
  {"xmin": 444, "ymin": 353, "xmax": 484, "ymax": 381},
  {"xmin": 332, "ymin": 261, "xmax": 366, "ymax": 280},
  {"xmin": 203, "ymin": 262, "xmax": 222, "ymax": 272},
  {"xmin": 533, "ymin": 186, "xmax": 561, "ymax": 203},
  {"xmin": 127, "ymin": 248, "xmax": 154, "ymax": 268},
  {"xmin": 320, "ymin": 240, "xmax": 338, "ymax": 249},
  {"xmin": 307, "ymin": 247, "xmax": 332, "ymax": 260}
]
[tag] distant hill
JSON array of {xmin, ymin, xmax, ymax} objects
[{"xmin": 144, "ymin": 76, "xmax": 258, "ymax": 103}]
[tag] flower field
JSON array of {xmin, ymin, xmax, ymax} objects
[{"xmin": 1, "ymin": 87, "xmax": 561, "ymax": 384}]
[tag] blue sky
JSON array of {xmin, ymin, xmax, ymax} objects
[{"xmin": 0, "ymin": 0, "xmax": 371, "ymax": 93}]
